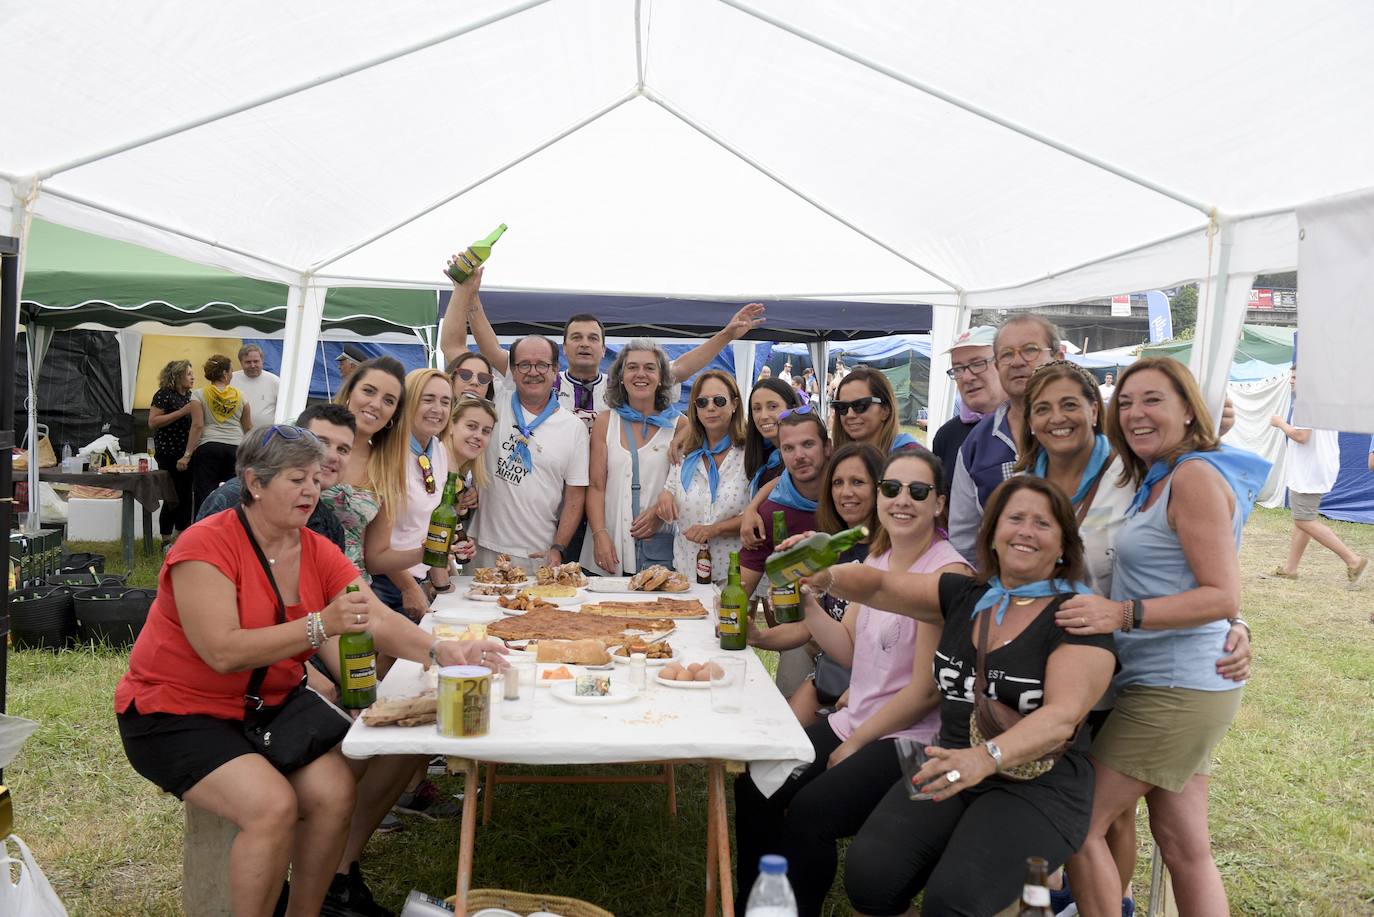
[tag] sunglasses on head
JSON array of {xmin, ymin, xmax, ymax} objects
[
  {"xmin": 832, "ymin": 396, "xmax": 886, "ymax": 416},
  {"xmin": 694, "ymin": 395, "xmax": 731, "ymax": 409},
  {"xmin": 877, "ymin": 479, "xmax": 935, "ymax": 501},
  {"xmin": 260, "ymin": 424, "xmax": 320, "ymax": 448},
  {"xmin": 456, "ymin": 392, "xmax": 496, "ymax": 410},
  {"xmin": 454, "ymin": 368, "xmax": 493, "ymax": 385},
  {"xmin": 777, "ymin": 403, "xmax": 815, "ymax": 421}
]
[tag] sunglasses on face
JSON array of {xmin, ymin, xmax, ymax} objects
[
  {"xmin": 454, "ymin": 368, "xmax": 493, "ymax": 385},
  {"xmin": 695, "ymin": 395, "xmax": 731, "ymax": 409},
  {"xmin": 777, "ymin": 404, "xmax": 815, "ymax": 421},
  {"xmin": 877, "ymin": 479, "xmax": 935, "ymax": 501},
  {"xmin": 832, "ymin": 396, "xmax": 886, "ymax": 416}
]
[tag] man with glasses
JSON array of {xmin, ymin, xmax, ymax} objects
[
  {"xmin": 947, "ymin": 315, "xmax": 1065, "ymax": 559},
  {"xmin": 194, "ymin": 404, "xmax": 356, "ymax": 551},
  {"xmin": 930, "ymin": 326, "xmax": 1004, "ymax": 488},
  {"xmin": 468, "ymin": 334, "xmax": 591, "ymax": 574}
]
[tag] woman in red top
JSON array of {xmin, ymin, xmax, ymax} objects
[{"xmin": 116, "ymin": 424, "xmax": 504, "ymax": 917}]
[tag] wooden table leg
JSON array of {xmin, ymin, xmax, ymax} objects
[
  {"xmin": 142, "ymin": 505, "xmax": 154, "ymax": 556},
  {"xmin": 705, "ymin": 764, "xmax": 719, "ymax": 917},
  {"xmin": 710, "ymin": 763, "xmax": 734, "ymax": 917},
  {"xmin": 664, "ymin": 763, "xmax": 677, "ymax": 817},
  {"xmin": 482, "ymin": 762, "xmax": 496, "ymax": 825},
  {"xmin": 453, "ymin": 757, "xmax": 480, "ymax": 917},
  {"xmin": 121, "ymin": 492, "xmax": 134, "ymax": 572}
]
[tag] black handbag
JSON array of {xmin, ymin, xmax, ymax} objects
[
  {"xmin": 811, "ymin": 652, "xmax": 852, "ymax": 706},
  {"xmin": 236, "ymin": 507, "xmax": 351, "ymax": 772}
]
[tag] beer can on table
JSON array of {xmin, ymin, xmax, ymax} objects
[
  {"xmin": 138, "ymin": 457, "xmax": 149, "ymax": 472},
  {"xmin": 437, "ymin": 665, "xmax": 491, "ymax": 737}
]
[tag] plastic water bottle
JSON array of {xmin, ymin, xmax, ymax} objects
[
  {"xmin": 745, "ymin": 854, "xmax": 798, "ymax": 916},
  {"xmin": 399, "ymin": 888, "xmax": 453, "ymax": 915}
]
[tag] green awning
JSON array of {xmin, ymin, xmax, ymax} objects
[
  {"xmin": 1140, "ymin": 323, "xmax": 1296, "ymax": 365},
  {"xmin": 20, "ymin": 219, "xmax": 437, "ymax": 335}
]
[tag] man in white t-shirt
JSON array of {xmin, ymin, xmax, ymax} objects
[
  {"xmin": 230, "ymin": 344, "xmax": 279, "ymax": 423},
  {"xmin": 1098, "ymin": 371, "xmax": 1116, "ymax": 403},
  {"xmin": 469, "ymin": 334, "xmax": 591, "ymax": 574},
  {"xmin": 1269, "ymin": 367, "xmax": 1368, "ymax": 587}
]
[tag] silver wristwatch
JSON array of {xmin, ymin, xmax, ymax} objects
[
  {"xmin": 428, "ymin": 639, "xmax": 442, "ymax": 667},
  {"xmin": 983, "ymin": 740, "xmax": 1004, "ymax": 772}
]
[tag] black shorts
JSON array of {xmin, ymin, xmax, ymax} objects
[{"xmin": 117, "ymin": 702, "xmax": 258, "ymax": 799}]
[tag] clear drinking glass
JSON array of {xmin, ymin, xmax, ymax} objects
[
  {"xmin": 709, "ymin": 655, "xmax": 746, "ymax": 713},
  {"xmin": 895, "ymin": 737, "xmax": 933, "ymax": 800},
  {"xmin": 500, "ymin": 661, "xmax": 536, "ymax": 721}
]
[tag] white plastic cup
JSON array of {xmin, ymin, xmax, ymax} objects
[
  {"xmin": 895, "ymin": 737, "xmax": 934, "ymax": 800},
  {"xmin": 709, "ymin": 655, "xmax": 746, "ymax": 713}
]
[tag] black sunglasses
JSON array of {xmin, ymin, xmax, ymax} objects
[
  {"xmin": 695, "ymin": 395, "xmax": 731, "ymax": 409},
  {"xmin": 454, "ymin": 368, "xmax": 493, "ymax": 385},
  {"xmin": 877, "ymin": 479, "xmax": 934, "ymax": 501},
  {"xmin": 833, "ymin": 396, "xmax": 886, "ymax": 416}
]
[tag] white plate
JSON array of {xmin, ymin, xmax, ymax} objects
[
  {"xmin": 521, "ymin": 588, "xmax": 585, "ymax": 606},
  {"xmin": 610, "ymin": 646, "xmax": 679, "ymax": 667},
  {"xmin": 550, "ymin": 682, "xmax": 639, "ymax": 705},
  {"xmin": 585, "ymin": 576, "xmax": 634, "ymax": 593},
  {"xmin": 463, "ymin": 589, "xmax": 517, "ymax": 602},
  {"xmin": 534, "ymin": 663, "xmax": 585, "ymax": 687},
  {"xmin": 431, "ymin": 607, "xmax": 500, "ymax": 625},
  {"xmin": 655, "ymin": 671, "xmax": 712, "ymax": 689}
]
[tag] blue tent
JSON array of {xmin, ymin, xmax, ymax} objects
[{"xmin": 1314, "ymin": 434, "xmax": 1374, "ymax": 525}]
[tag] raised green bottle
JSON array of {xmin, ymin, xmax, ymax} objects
[
  {"xmin": 422, "ymin": 472, "xmax": 461, "ymax": 567},
  {"xmin": 769, "ymin": 510, "xmax": 802, "ymax": 624},
  {"xmin": 764, "ymin": 525, "xmax": 869, "ymax": 589},
  {"xmin": 718, "ymin": 552, "xmax": 748, "ymax": 651},
  {"xmin": 444, "ymin": 224, "xmax": 507, "ymax": 283},
  {"xmin": 338, "ymin": 585, "xmax": 377, "ymax": 710}
]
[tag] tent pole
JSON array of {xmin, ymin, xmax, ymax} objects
[
  {"xmin": 810, "ymin": 341, "xmax": 829, "ymax": 419},
  {"xmin": 730, "ymin": 340, "xmax": 754, "ymax": 396},
  {"xmin": 9, "ymin": 182, "xmax": 41, "ymax": 524},
  {"xmin": 1188, "ymin": 218, "xmax": 1251, "ymax": 430},
  {"xmin": 634, "ymin": 0, "xmax": 646, "ymax": 90},
  {"xmin": 926, "ymin": 299, "xmax": 970, "ymax": 434},
  {"xmin": 278, "ymin": 278, "xmax": 326, "ymax": 423},
  {"xmin": 716, "ymin": 0, "xmax": 1212, "ymax": 217}
]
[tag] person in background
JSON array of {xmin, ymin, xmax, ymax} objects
[
  {"xmin": 827, "ymin": 353, "xmax": 849, "ymax": 397},
  {"xmin": 734, "ymin": 447, "xmax": 968, "ymax": 917},
  {"xmin": 743, "ymin": 377, "xmax": 802, "ymax": 506},
  {"xmin": 468, "ymin": 334, "xmax": 590, "ymax": 575},
  {"xmin": 183, "ymin": 354, "xmax": 252, "ymax": 517},
  {"xmin": 196, "ymin": 403, "xmax": 354, "ymax": 553},
  {"xmin": 758, "ymin": 365, "xmax": 773, "ymax": 380},
  {"xmin": 802, "ymin": 367, "xmax": 819, "ymax": 398},
  {"xmin": 232, "ymin": 343, "xmax": 280, "ymax": 425},
  {"xmin": 1099, "ymin": 371, "xmax": 1116, "ymax": 403},
  {"xmin": 791, "ymin": 372, "xmax": 810, "ymax": 404},
  {"xmin": 149, "ymin": 358, "xmax": 196, "ymax": 549},
  {"xmin": 811, "ymin": 476, "xmax": 1117, "ymax": 916},
  {"xmin": 115, "ymin": 425, "xmax": 505, "ymax": 917},
  {"xmin": 1267, "ymin": 366, "xmax": 1368, "ymax": 587},
  {"xmin": 1060, "ymin": 358, "xmax": 1268, "ymax": 917},
  {"xmin": 749, "ymin": 442, "xmax": 883, "ymax": 725},
  {"xmin": 657, "ymin": 370, "xmax": 750, "ymax": 584},
  {"xmin": 336, "ymin": 344, "xmax": 367, "ymax": 383},
  {"xmin": 929, "ymin": 325, "xmax": 1003, "ymax": 488},
  {"xmin": 947, "ymin": 314, "xmax": 1066, "ymax": 559},
  {"xmin": 584, "ymin": 339, "xmax": 685, "ymax": 575},
  {"xmin": 779, "ymin": 361, "xmax": 794, "ymax": 384}
]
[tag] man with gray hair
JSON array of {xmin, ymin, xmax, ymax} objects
[{"xmin": 231, "ymin": 342, "xmax": 280, "ymax": 423}]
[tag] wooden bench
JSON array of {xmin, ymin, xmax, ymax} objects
[{"xmin": 182, "ymin": 803, "xmax": 237, "ymax": 917}]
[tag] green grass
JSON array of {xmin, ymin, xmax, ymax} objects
[{"xmin": 9, "ymin": 509, "xmax": 1374, "ymax": 915}]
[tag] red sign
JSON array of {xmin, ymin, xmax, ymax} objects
[
  {"xmin": 1249, "ymin": 289, "xmax": 1275, "ymax": 309},
  {"xmin": 1110, "ymin": 294, "xmax": 1131, "ymax": 317}
]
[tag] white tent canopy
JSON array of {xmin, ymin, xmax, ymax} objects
[{"xmin": 4, "ymin": 1, "xmax": 1373, "ymax": 427}]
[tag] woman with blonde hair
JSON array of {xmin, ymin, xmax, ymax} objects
[
  {"xmin": 656, "ymin": 370, "xmax": 749, "ymax": 583},
  {"xmin": 149, "ymin": 358, "xmax": 196, "ymax": 546},
  {"xmin": 182, "ymin": 353, "xmax": 252, "ymax": 516}
]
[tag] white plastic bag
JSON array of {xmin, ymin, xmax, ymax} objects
[{"xmin": 0, "ymin": 835, "xmax": 69, "ymax": 916}]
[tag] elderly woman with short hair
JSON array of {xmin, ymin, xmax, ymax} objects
[
  {"xmin": 583, "ymin": 338, "xmax": 687, "ymax": 575},
  {"xmin": 116, "ymin": 424, "xmax": 505, "ymax": 917}
]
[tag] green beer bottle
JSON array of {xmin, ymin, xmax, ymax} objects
[
  {"xmin": 338, "ymin": 585, "xmax": 377, "ymax": 709},
  {"xmin": 422, "ymin": 472, "xmax": 462, "ymax": 568},
  {"xmin": 769, "ymin": 510, "xmax": 802, "ymax": 624},
  {"xmin": 444, "ymin": 224, "xmax": 508, "ymax": 283},
  {"xmin": 718, "ymin": 552, "xmax": 748, "ymax": 651},
  {"xmin": 764, "ymin": 525, "xmax": 869, "ymax": 589}
]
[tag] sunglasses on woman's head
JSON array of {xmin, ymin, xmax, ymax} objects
[
  {"xmin": 695, "ymin": 395, "xmax": 731, "ymax": 409},
  {"xmin": 832, "ymin": 396, "xmax": 886, "ymax": 416},
  {"xmin": 777, "ymin": 404, "xmax": 814, "ymax": 421},
  {"xmin": 454, "ymin": 368, "xmax": 493, "ymax": 385},
  {"xmin": 877, "ymin": 479, "xmax": 934, "ymax": 501},
  {"xmin": 457, "ymin": 392, "xmax": 496, "ymax": 410}
]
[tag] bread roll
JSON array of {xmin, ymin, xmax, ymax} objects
[{"xmin": 535, "ymin": 638, "xmax": 610, "ymax": 665}]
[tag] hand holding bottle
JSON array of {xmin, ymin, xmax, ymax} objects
[{"xmin": 324, "ymin": 587, "xmax": 371, "ymax": 635}]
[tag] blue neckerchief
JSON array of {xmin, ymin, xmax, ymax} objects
[
  {"xmin": 510, "ymin": 390, "xmax": 560, "ymax": 473},
  {"xmin": 750, "ymin": 448, "xmax": 782, "ymax": 495},
  {"xmin": 408, "ymin": 434, "xmax": 433, "ymax": 459},
  {"xmin": 1126, "ymin": 445, "xmax": 1272, "ymax": 522},
  {"xmin": 612, "ymin": 403, "xmax": 681, "ymax": 430},
  {"xmin": 890, "ymin": 432, "xmax": 919, "ymax": 452},
  {"xmin": 1032, "ymin": 434, "xmax": 1112, "ymax": 506},
  {"xmin": 770, "ymin": 469, "xmax": 818, "ymax": 512},
  {"xmin": 973, "ymin": 576, "xmax": 1094, "ymax": 625},
  {"xmin": 681, "ymin": 435, "xmax": 732, "ymax": 503}
]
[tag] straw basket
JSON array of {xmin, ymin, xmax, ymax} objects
[{"xmin": 456, "ymin": 889, "xmax": 614, "ymax": 917}]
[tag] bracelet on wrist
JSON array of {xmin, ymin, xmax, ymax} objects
[
  {"xmin": 1120, "ymin": 599, "xmax": 1133, "ymax": 633},
  {"xmin": 1229, "ymin": 617, "xmax": 1251, "ymax": 638}
]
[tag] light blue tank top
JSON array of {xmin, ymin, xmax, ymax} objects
[{"xmin": 1110, "ymin": 466, "xmax": 1244, "ymax": 691}]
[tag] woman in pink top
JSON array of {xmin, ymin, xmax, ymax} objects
[{"xmin": 733, "ymin": 447, "xmax": 971, "ymax": 917}]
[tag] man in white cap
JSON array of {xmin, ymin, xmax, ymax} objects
[{"xmin": 929, "ymin": 325, "xmax": 1004, "ymax": 487}]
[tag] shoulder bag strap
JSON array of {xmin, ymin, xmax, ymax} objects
[
  {"xmin": 1074, "ymin": 452, "xmax": 1116, "ymax": 525},
  {"xmin": 236, "ymin": 505, "xmax": 288, "ymax": 713},
  {"xmin": 973, "ymin": 604, "xmax": 992, "ymax": 702},
  {"xmin": 624, "ymin": 418, "xmax": 644, "ymax": 573}
]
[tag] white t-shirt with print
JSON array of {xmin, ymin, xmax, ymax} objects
[
  {"xmin": 231, "ymin": 370, "xmax": 280, "ymax": 425},
  {"xmin": 470, "ymin": 394, "xmax": 590, "ymax": 558}
]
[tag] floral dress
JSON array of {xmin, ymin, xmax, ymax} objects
[{"xmin": 321, "ymin": 483, "xmax": 382, "ymax": 582}]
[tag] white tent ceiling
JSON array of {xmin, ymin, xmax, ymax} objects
[{"xmin": 4, "ymin": 0, "xmax": 1373, "ymax": 426}]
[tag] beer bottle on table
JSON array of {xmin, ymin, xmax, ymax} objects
[
  {"xmin": 422, "ymin": 473, "xmax": 461, "ymax": 568},
  {"xmin": 768, "ymin": 510, "xmax": 802, "ymax": 623},
  {"xmin": 338, "ymin": 585, "xmax": 377, "ymax": 710},
  {"xmin": 764, "ymin": 525, "xmax": 868, "ymax": 588},
  {"xmin": 719, "ymin": 552, "xmax": 748, "ymax": 651},
  {"xmin": 1016, "ymin": 857, "xmax": 1053, "ymax": 916},
  {"xmin": 696, "ymin": 543, "xmax": 713, "ymax": 584},
  {"xmin": 443, "ymin": 224, "xmax": 507, "ymax": 284}
]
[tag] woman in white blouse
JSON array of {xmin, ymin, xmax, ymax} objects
[{"xmin": 656, "ymin": 371, "xmax": 750, "ymax": 583}]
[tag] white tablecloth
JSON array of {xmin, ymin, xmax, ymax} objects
[{"xmin": 342, "ymin": 580, "xmax": 814, "ymax": 796}]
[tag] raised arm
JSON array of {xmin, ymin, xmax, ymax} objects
[
  {"xmin": 456, "ymin": 268, "xmax": 510, "ymax": 375},
  {"xmin": 808, "ymin": 562, "xmax": 945, "ymax": 625},
  {"xmin": 669, "ymin": 302, "xmax": 765, "ymax": 381}
]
